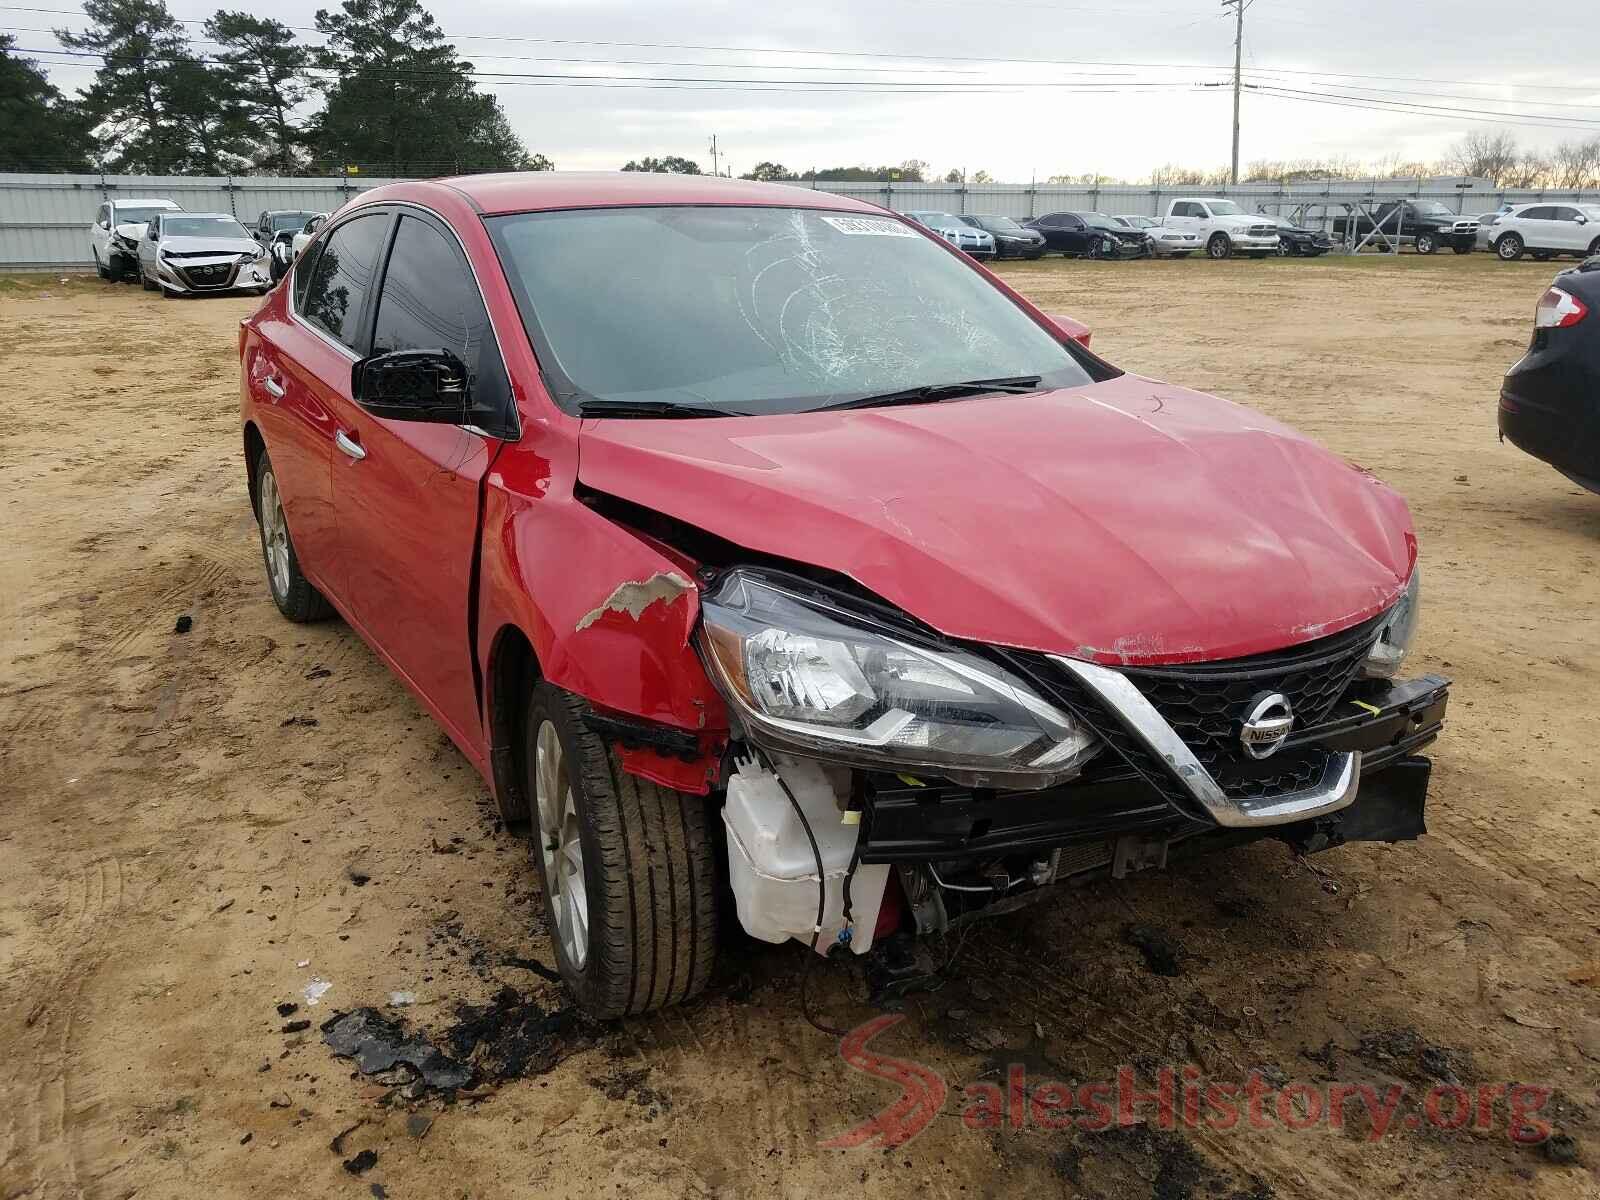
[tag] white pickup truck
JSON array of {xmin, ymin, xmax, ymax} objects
[{"xmin": 1163, "ymin": 197, "xmax": 1281, "ymax": 260}]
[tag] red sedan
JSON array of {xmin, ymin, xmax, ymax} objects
[{"xmin": 241, "ymin": 172, "xmax": 1446, "ymax": 1019}]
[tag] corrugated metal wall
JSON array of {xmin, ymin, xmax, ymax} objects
[
  {"xmin": 0, "ymin": 173, "xmax": 406, "ymax": 268},
  {"xmin": 3, "ymin": 172, "xmax": 1596, "ymax": 267}
]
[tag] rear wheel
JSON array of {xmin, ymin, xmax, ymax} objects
[
  {"xmin": 1588, "ymin": 237, "xmax": 1600, "ymax": 257},
  {"xmin": 1451, "ymin": 244, "xmax": 1472, "ymax": 255},
  {"xmin": 1496, "ymin": 233, "xmax": 1525, "ymax": 261},
  {"xmin": 253, "ymin": 450, "xmax": 335, "ymax": 622},
  {"xmin": 525, "ymin": 682, "xmax": 717, "ymax": 1018},
  {"xmin": 1206, "ymin": 232, "xmax": 1231, "ymax": 260}
]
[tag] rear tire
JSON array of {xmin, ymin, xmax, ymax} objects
[
  {"xmin": 1588, "ymin": 237, "xmax": 1600, "ymax": 257},
  {"xmin": 1496, "ymin": 233, "xmax": 1524, "ymax": 261},
  {"xmin": 253, "ymin": 450, "xmax": 335, "ymax": 623},
  {"xmin": 1207, "ymin": 233, "xmax": 1231, "ymax": 260},
  {"xmin": 524, "ymin": 682, "xmax": 717, "ymax": 1018},
  {"xmin": 1451, "ymin": 245, "xmax": 1472, "ymax": 255}
]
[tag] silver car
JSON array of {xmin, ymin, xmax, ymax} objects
[
  {"xmin": 137, "ymin": 211, "xmax": 274, "ymax": 298},
  {"xmin": 905, "ymin": 210, "xmax": 997, "ymax": 259}
]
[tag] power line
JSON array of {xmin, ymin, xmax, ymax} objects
[{"xmin": 7, "ymin": 2, "xmax": 1597, "ymax": 94}]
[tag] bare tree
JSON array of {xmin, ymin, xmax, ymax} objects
[
  {"xmin": 1551, "ymin": 136, "xmax": 1600, "ymax": 190},
  {"xmin": 1447, "ymin": 131, "xmax": 1520, "ymax": 184},
  {"xmin": 1503, "ymin": 150, "xmax": 1553, "ymax": 189}
]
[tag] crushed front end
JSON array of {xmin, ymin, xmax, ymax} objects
[{"xmin": 695, "ymin": 567, "xmax": 1445, "ymax": 952}]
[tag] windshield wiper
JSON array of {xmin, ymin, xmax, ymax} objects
[
  {"xmin": 576, "ymin": 399, "xmax": 748, "ymax": 419},
  {"xmin": 814, "ymin": 375, "xmax": 1043, "ymax": 413}
]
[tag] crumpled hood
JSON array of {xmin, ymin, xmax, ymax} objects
[
  {"xmin": 159, "ymin": 235, "xmax": 259, "ymax": 256},
  {"xmin": 575, "ymin": 373, "xmax": 1415, "ymax": 665},
  {"xmin": 113, "ymin": 221, "xmax": 150, "ymax": 241}
]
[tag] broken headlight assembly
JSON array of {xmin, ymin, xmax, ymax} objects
[
  {"xmin": 1361, "ymin": 567, "xmax": 1420, "ymax": 679},
  {"xmin": 698, "ymin": 569, "xmax": 1099, "ymax": 788}
]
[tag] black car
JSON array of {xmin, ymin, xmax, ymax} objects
[
  {"xmin": 1499, "ymin": 257, "xmax": 1600, "ymax": 493},
  {"xmin": 957, "ymin": 213, "xmax": 1047, "ymax": 259},
  {"xmin": 251, "ymin": 209, "xmax": 322, "ymax": 247},
  {"xmin": 1026, "ymin": 211, "xmax": 1150, "ymax": 259},
  {"xmin": 1268, "ymin": 215, "xmax": 1333, "ymax": 257}
]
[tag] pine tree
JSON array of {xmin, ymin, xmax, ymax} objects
[
  {"xmin": 0, "ymin": 34, "xmax": 93, "ymax": 170},
  {"xmin": 55, "ymin": 0, "xmax": 190, "ymax": 172},
  {"xmin": 204, "ymin": 12, "xmax": 311, "ymax": 172}
]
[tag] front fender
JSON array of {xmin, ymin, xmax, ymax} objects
[{"xmin": 477, "ymin": 438, "xmax": 729, "ymax": 795}]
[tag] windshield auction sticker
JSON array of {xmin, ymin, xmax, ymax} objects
[{"xmin": 820, "ymin": 215, "xmax": 918, "ymax": 237}]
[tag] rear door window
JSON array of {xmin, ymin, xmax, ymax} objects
[{"xmin": 300, "ymin": 212, "xmax": 390, "ymax": 352}]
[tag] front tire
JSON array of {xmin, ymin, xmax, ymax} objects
[
  {"xmin": 525, "ymin": 683, "xmax": 717, "ymax": 1018},
  {"xmin": 253, "ymin": 450, "xmax": 334, "ymax": 622},
  {"xmin": 94, "ymin": 249, "xmax": 110, "ymax": 280},
  {"xmin": 1207, "ymin": 232, "xmax": 1231, "ymax": 260},
  {"xmin": 1415, "ymin": 233, "xmax": 1437, "ymax": 255},
  {"xmin": 1452, "ymin": 244, "xmax": 1472, "ymax": 255},
  {"xmin": 141, "ymin": 268, "xmax": 156, "ymax": 292},
  {"xmin": 1496, "ymin": 233, "xmax": 1525, "ymax": 261}
]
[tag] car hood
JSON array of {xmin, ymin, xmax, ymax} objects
[
  {"xmin": 159, "ymin": 235, "xmax": 258, "ymax": 255},
  {"xmin": 575, "ymin": 373, "xmax": 1415, "ymax": 665}
]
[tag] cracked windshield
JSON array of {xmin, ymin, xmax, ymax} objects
[{"xmin": 488, "ymin": 206, "xmax": 1096, "ymax": 414}]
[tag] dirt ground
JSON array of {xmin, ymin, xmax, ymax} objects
[{"xmin": 2, "ymin": 252, "xmax": 1598, "ymax": 1200}]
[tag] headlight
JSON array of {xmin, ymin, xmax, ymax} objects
[
  {"xmin": 1362, "ymin": 568, "xmax": 1420, "ymax": 679},
  {"xmin": 699, "ymin": 571, "xmax": 1099, "ymax": 788}
]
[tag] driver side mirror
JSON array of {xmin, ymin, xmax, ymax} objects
[{"xmin": 352, "ymin": 348, "xmax": 470, "ymax": 422}]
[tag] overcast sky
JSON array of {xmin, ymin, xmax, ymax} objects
[{"xmin": 13, "ymin": 0, "xmax": 1600, "ymax": 179}]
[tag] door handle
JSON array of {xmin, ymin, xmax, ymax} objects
[
  {"xmin": 335, "ymin": 429, "xmax": 367, "ymax": 461},
  {"xmin": 261, "ymin": 376, "xmax": 285, "ymax": 399}
]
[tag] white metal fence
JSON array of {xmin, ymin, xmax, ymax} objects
[{"xmin": 4, "ymin": 171, "xmax": 1598, "ymax": 268}]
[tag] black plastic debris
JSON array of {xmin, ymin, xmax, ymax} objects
[
  {"xmin": 281, "ymin": 1019, "xmax": 311, "ymax": 1034},
  {"xmin": 322, "ymin": 988, "xmax": 590, "ymax": 1100},
  {"xmin": 1544, "ymin": 1133, "xmax": 1581, "ymax": 1165},
  {"xmin": 342, "ymin": 1149, "xmax": 378, "ymax": 1175},
  {"xmin": 174, "ymin": 614, "xmax": 193, "ymax": 634},
  {"xmin": 281, "ymin": 715, "xmax": 319, "ymax": 728},
  {"xmin": 276, "ymin": 1002, "xmax": 298, "ymax": 1018},
  {"xmin": 322, "ymin": 1009, "xmax": 474, "ymax": 1091},
  {"xmin": 1122, "ymin": 923, "xmax": 1184, "ymax": 976}
]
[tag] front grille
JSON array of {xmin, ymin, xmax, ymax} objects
[
  {"xmin": 1011, "ymin": 613, "xmax": 1384, "ymax": 811},
  {"xmin": 179, "ymin": 261, "xmax": 238, "ymax": 288}
]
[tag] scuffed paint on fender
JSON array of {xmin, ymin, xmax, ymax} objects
[{"xmin": 475, "ymin": 435, "xmax": 728, "ymax": 797}]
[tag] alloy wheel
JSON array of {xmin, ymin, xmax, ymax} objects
[
  {"xmin": 258, "ymin": 470, "xmax": 291, "ymax": 600},
  {"xmin": 535, "ymin": 720, "xmax": 588, "ymax": 969}
]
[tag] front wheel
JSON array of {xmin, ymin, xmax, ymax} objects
[
  {"xmin": 1496, "ymin": 233, "xmax": 1525, "ymax": 261},
  {"xmin": 93, "ymin": 249, "xmax": 110, "ymax": 280},
  {"xmin": 253, "ymin": 450, "xmax": 335, "ymax": 622},
  {"xmin": 1206, "ymin": 233, "xmax": 1231, "ymax": 260},
  {"xmin": 1415, "ymin": 233, "xmax": 1437, "ymax": 255},
  {"xmin": 525, "ymin": 683, "xmax": 717, "ymax": 1018},
  {"xmin": 1452, "ymin": 244, "xmax": 1472, "ymax": 255},
  {"xmin": 141, "ymin": 267, "xmax": 156, "ymax": 292}
]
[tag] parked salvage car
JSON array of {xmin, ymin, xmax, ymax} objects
[
  {"xmin": 240, "ymin": 173, "xmax": 1448, "ymax": 1019},
  {"xmin": 90, "ymin": 197, "xmax": 182, "ymax": 281},
  {"xmin": 1266, "ymin": 214, "xmax": 1333, "ymax": 257},
  {"xmin": 138, "ymin": 211, "xmax": 274, "ymax": 298},
  {"xmin": 269, "ymin": 212, "xmax": 330, "ymax": 282},
  {"xmin": 1499, "ymin": 256, "xmax": 1600, "ymax": 492},
  {"xmin": 1112, "ymin": 215, "xmax": 1200, "ymax": 258},
  {"xmin": 956, "ymin": 213, "xmax": 1046, "ymax": 259},
  {"xmin": 906, "ymin": 210, "xmax": 995, "ymax": 258},
  {"xmin": 252, "ymin": 209, "xmax": 322, "ymax": 248},
  {"xmin": 1162, "ymin": 198, "xmax": 1280, "ymax": 259},
  {"xmin": 1486, "ymin": 203, "xmax": 1600, "ymax": 262},
  {"xmin": 1027, "ymin": 211, "xmax": 1149, "ymax": 258}
]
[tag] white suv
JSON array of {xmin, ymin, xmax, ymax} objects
[
  {"xmin": 1163, "ymin": 198, "xmax": 1281, "ymax": 260},
  {"xmin": 1486, "ymin": 203, "xmax": 1600, "ymax": 262},
  {"xmin": 90, "ymin": 197, "xmax": 182, "ymax": 281}
]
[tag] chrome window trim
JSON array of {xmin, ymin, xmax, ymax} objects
[
  {"xmin": 1047, "ymin": 655, "xmax": 1361, "ymax": 829},
  {"xmin": 287, "ymin": 199, "xmax": 522, "ymax": 440}
]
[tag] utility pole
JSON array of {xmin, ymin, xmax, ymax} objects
[
  {"xmin": 1221, "ymin": 0, "xmax": 1249, "ymax": 185},
  {"xmin": 709, "ymin": 134, "xmax": 719, "ymax": 177}
]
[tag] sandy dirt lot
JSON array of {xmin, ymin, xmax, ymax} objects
[{"xmin": 2, "ymin": 253, "xmax": 1597, "ymax": 1200}]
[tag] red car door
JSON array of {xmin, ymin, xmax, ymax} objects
[
  {"xmin": 258, "ymin": 210, "xmax": 396, "ymax": 602},
  {"xmin": 328, "ymin": 211, "xmax": 512, "ymax": 750}
]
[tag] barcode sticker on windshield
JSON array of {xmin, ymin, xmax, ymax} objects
[{"xmin": 820, "ymin": 215, "xmax": 917, "ymax": 237}]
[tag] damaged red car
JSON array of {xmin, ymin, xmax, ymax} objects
[{"xmin": 239, "ymin": 173, "xmax": 1448, "ymax": 1019}]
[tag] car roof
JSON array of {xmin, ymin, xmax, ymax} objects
[
  {"xmin": 114, "ymin": 198, "xmax": 181, "ymax": 208},
  {"xmin": 372, "ymin": 171, "xmax": 887, "ymax": 217}
]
